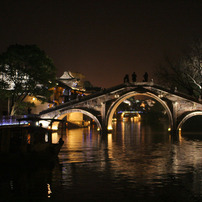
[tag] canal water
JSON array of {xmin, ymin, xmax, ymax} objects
[{"xmin": 0, "ymin": 121, "xmax": 202, "ymax": 201}]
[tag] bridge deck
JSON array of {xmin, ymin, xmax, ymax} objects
[{"xmin": 40, "ymin": 82, "xmax": 200, "ymax": 115}]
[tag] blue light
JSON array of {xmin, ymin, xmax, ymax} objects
[{"xmin": 0, "ymin": 116, "xmax": 29, "ymax": 126}]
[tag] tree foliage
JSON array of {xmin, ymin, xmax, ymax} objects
[
  {"xmin": 155, "ymin": 38, "xmax": 202, "ymax": 98},
  {"xmin": 0, "ymin": 44, "xmax": 56, "ymax": 115}
]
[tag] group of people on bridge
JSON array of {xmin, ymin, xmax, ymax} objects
[{"xmin": 124, "ymin": 72, "xmax": 148, "ymax": 83}]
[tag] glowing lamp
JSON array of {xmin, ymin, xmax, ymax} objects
[
  {"xmin": 107, "ymin": 126, "xmax": 113, "ymax": 131},
  {"xmin": 52, "ymin": 125, "xmax": 58, "ymax": 130}
]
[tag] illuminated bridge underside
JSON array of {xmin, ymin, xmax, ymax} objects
[
  {"xmin": 39, "ymin": 82, "xmax": 202, "ymax": 134},
  {"xmin": 52, "ymin": 109, "xmax": 102, "ymax": 130},
  {"xmin": 106, "ymin": 92, "xmax": 173, "ymax": 131}
]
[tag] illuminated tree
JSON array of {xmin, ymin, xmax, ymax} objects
[
  {"xmin": 155, "ymin": 38, "xmax": 202, "ymax": 98},
  {"xmin": 0, "ymin": 44, "xmax": 56, "ymax": 115}
]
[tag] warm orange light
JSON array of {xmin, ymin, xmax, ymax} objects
[
  {"xmin": 27, "ymin": 134, "xmax": 31, "ymax": 144},
  {"xmin": 112, "ymin": 118, "xmax": 117, "ymax": 121},
  {"xmin": 107, "ymin": 126, "xmax": 113, "ymax": 131},
  {"xmin": 133, "ymin": 114, "xmax": 141, "ymax": 122},
  {"xmin": 47, "ymin": 184, "xmax": 52, "ymax": 198},
  {"xmin": 140, "ymin": 102, "xmax": 145, "ymax": 108},
  {"xmin": 179, "ymin": 128, "xmax": 182, "ymax": 142}
]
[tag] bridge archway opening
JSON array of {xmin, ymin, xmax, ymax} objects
[
  {"xmin": 177, "ymin": 112, "xmax": 202, "ymax": 135},
  {"xmin": 107, "ymin": 92, "xmax": 172, "ymax": 132},
  {"xmin": 51, "ymin": 109, "xmax": 102, "ymax": 131}
]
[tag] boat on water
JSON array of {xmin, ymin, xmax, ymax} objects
[{"xmin": 0, "ymin": 125, "xmax": 64, "ymax": 166}]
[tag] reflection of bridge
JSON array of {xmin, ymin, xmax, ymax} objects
[{"xmin": 39, "ymin": 82, "xmax": 202, "ymax": 134}]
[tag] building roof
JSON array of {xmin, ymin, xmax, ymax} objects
[{"xmin": 57, "ymin": 71, "xmax": 85, "ymax": 91}]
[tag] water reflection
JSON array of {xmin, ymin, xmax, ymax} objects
[
  {"xmin": 58, "ymin": 127, "xmax": 101, "ymax": 163},
  {"xmin": 0, "ymin": 121, "xmax": 202, "ymax": 201},
  {"xmin": 0, "ymin": 164, "xmax": 53, "ymax": 201},
  {"xmin": 54, "ymin": 122, "xmax": 201, "ymax": 200}
]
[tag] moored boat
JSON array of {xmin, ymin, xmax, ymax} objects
[{"xmin": 0, "ymin": 125, "xmax": 64, "ymax": 166}]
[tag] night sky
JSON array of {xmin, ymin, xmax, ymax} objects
[{"xmin": 0, "ymin": 0, "xmax": 202, "ymax": 88}]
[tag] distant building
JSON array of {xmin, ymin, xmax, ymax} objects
[
  {"xmin": 49, "ymin": 71, "xmax": 86, "ymax": 107},
  {"xmin": 48, "ymin": 71, "xmax": 102, "ymax": 107},
  {"xmin": 0, "ymin": 70, "xmax": 101, "ymax": 116}
]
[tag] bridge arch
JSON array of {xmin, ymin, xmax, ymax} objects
[
  {"xmin": 106, "ymin": 91, "xmax": 173, "ymax": 131},
  {"xmin": 177, "ymin": 111, "xmax": 202, "ymax": 131},
  {"xmin": 51, "ymin": 108, "xmax": 102, "ymax": 131}
]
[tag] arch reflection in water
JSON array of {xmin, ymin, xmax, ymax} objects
[
  {"xmin": 55, "ymin": 122, "xmax": 202, "ymax": 201},
  {"xmin": 58, "ymin": 128, "xmax": 101, "ymax": 163}
]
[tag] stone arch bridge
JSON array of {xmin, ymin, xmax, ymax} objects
[{"xmin": 39, "ymin": 82, "xmax": 202, "ymax": 134}]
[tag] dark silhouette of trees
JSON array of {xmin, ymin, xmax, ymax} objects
[
  {"xmin": 0, "ymin": 44, "xmax": 56, "ymax": 115},
  {"xmin": 155, "ymin": 38, "xmax": 202, "ymax": 98}
]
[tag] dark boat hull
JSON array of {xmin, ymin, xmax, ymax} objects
[
  {"xmin": 0, "ymin": 125, "xmax": 64, "ymax": 166},
  {"xmin": 0, "ymin": 143, "xmax": 63, "ymax": 167}
]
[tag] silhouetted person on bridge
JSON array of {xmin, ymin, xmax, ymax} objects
[
  {"xmin": 124, "ymin": 74, "xmax": 129, "ymax": 83},
  {"xmin": 132, "ymin": 72, "xmax": 137, "ymax": 82},
  {"xmin": 143, "ymin": 72, "xmax": 148, "ymax": 82}
]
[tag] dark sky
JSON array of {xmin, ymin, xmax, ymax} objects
[{"xmin": 0, "ymin": 0, "xmax": 202, "ymax": 88}]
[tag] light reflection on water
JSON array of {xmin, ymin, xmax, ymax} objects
[
  {"xmin": 54, "ymin": 121, "xmax": 202, "ymax": 201},
  {"xmin": 0, "ymin": 121, "xmax": 202, "ymax": 201}
]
